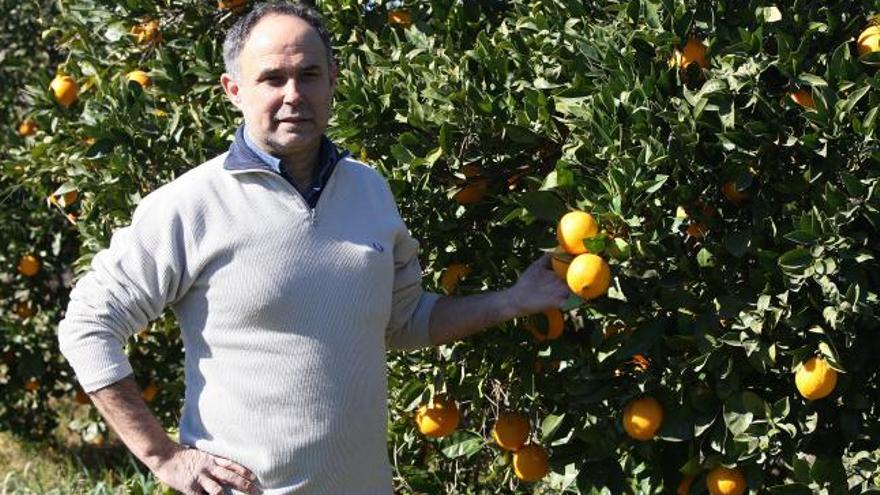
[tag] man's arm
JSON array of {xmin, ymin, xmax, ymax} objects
[
  {"xmin": 428, "ymin": 253, "xmax": 570, "ymax": 346},
  {"xmin": 89, "ymin": 376, "xmax": 261, "ymax": 495}
]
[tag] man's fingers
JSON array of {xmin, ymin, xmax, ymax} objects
[
  {"xmin": 196, "ymin": 474, "xmax": 225, "ymax": 495},
  {"xmin": 213, "ymin": 456, "xmax": 258, "ymax": 481},
  {"xmin": 208, "ymin": 464, "xmax": 260, "ymax": 494}
]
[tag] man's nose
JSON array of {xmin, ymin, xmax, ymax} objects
[{"xmin": 282, "ymin": 78, "xmax": 303, "ymax": 104}]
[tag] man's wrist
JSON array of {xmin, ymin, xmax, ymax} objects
[
  {"xmin": 143, "ymin": 436, "xmax": 182, "ymax": 471},
  {"xmin": 498, "ymin": 288, "xmax": 526, "ymax": 321}
]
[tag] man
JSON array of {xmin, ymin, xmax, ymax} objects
[{"xmin": 58, "ymin": 2, "xmax": 569, "ymax": 494}]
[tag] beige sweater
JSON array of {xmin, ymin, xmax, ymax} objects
[{"xmin": 58, "ymin": 151, "xmax": 439, "ymax": 493}]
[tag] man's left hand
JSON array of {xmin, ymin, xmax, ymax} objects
[{"xmin": 504, "ymin": 252, "xmax": 571, "ymax": 318}]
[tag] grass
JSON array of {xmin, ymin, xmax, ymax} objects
[{"xmin": 0, "ymin": 430, "xmax": 168, "ymax": 494}]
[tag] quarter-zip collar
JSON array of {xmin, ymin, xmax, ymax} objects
[{"xmin": 223, "ymin": 125, "xmax": 349, "ymax": 208}]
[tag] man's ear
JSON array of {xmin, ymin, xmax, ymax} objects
[
  {"xmin": 328, "ymin": 61, "xmax": 338, "ymax": 92},
  {"xmin": 220, "ymin": 73, "xmax": 243, "ymax": 110}
]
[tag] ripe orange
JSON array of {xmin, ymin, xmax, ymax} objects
[
  {"xmin": 24, "ymin": 378, "xmax": 40, "ymax": 392},
  {"xmin": 706, "ymin": 466, "xmax": 746, "ymax": 495},
  {"xmin": 525, "ymin": 308, "xmax": 564, "ymax": 342},
  {"xmin": 49, "ymin": 75, "xmax": 78, "ymax": 107},
  {"xmin": 631, "ymin": 353, "xmax": 650, "ymax": 372},
  {"xmin": 857, "ymin": 25, "xmax": 880, "ymax": 58},
  {"xmin": 622, "ymin": 396, "xmax": 664, "ymax": 441},
  {"xmin": 14, "ymin": 301, "xmax": 35, "ymax": 319},
  {"xmin": 533, "ymin": 359, "xmax": 560, "ymax": 374},
  {"xmin": 387, "ymin": 9, "xmax": 412, "ymax": 28},
  {"xmin": 512, "ymin": 444, "xmax": 549, "ymax": 482},
  {"xmin": 440, "ymin": 263, "xmax": 471, "ymax": 293},
  {"xmin": 672, "ymin": 37, "xmax": 709, "ymax": 69},
  {"xmin": 415, "ymin": 395, "xmax": 459, "ymax": 438},
  {"xmin": 686, "ymin": 221, "xmax": 708, "ymax": 239},
  {"xmin": 126, "ymin": 70, "xmax": 152, "ymax": 88},
  {"xmin": 566, "ymin": 253, "xmax": 611, "ymax": 300},
  {"xmin": 678, "ymin": 474, "xmax": 696, "ymax": 495},
  {"xmin": 18, "ymin": 254, "xmax": 41, "ymax": 277},
  {"xmin": 142, "ymin": 382, "xmax": 158, "ymax": 403},
  {"xmin": 491, "ymin": 412, "xmax": 530, "ymax": 451},
  {"xmin": 556, "ymin": 210, "xmax": 598, "ymax": 255},
  {"xmin": 795, "ymin": 356, "xmax": 838, "ymax": 400},
  {"xmin": 789, "ymin": 89, "xmax": 815, "ymax": 109},
  {"xmin": 131, "ymin": 19, "xmax": 160, "ymax": 44},
  {"xmin": 603, "ymin": 321, "xmax": 625, "ymax": 339},
  {"xmin": 721, "ymin": 181, "xmax": 749, "ymax": 205},
  {"xmin": 218, "ymin": 0, "xmax": 248, "ymax": 10},
  {"xmin": 18, "ymin": 120, "xmax": 37, "ymax": 136},
  {"xmin": 453, "ymin": 177, "xmax": 488, "ymax": 205},
  {"xmin": 550, "ymin": 246, "xmax": 573, "ymax": 280}
]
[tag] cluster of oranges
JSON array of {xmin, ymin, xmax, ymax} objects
[
  {"xmin": 414, "ymin": 398, "xmax": 550, "ymax": 483},
  {"xmin": 550, "ymin": 210, "xmax": 612, "ymax": 300}
]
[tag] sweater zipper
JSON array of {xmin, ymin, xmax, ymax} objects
[{"xmin": 239, "ymin": 169, "xmax": 318, "ymax": 226}]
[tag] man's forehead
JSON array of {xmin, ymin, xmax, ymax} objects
[{"xmin": 243, "ymin": 14, "xmax": 325, "ymax": 58}]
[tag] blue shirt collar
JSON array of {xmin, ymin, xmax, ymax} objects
[{"xmin": 241, "ymin": 125, "xmax": 283, "ymax": 173}]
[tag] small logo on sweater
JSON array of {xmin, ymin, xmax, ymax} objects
[{"xmin": 371, "ymin": 241, "xmax": 385, "ymax": 253}]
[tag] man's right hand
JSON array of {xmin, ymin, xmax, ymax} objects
[{"xmin": 153, "ymin": 444, "xmax": 262, "ymax": 495}]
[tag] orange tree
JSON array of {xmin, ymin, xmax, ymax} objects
[{"xmin": 3, "ymin": 0, "xmax": 880, "ymax": 493}]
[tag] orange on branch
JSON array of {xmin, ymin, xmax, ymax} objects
[
  {"xmin": 415, "ymin": 395, "xmax": 459, "ymax": 438},
  {"xmin": 706, "ymin": 466, "xmax": 746, "ymax": 495},
  {"xmin": 512, "ymin": 444, "xmax": 549, "ymax": 482},
  {"xmin": 18, "ymin": 254, "xmax": 41, "ymax": 277},
  {"xmin": 440, "ymin": 263, "xmax": 471, "ymax": 293},
  {"xmin": 556, "ymin": 210, "xmax": 598, "ymax": 255},
  {"xmin": 49, "ymin": 75, "xmax": 78, "ymax": 107},
  {"xmin": 566, "ymin": 253, "xmax": 611, "ymax": 300},
  {"xmin": 525, "ymin": 308, "xmax": 564, "ymax": 342},
  {"xmin": 491, "ymin": 412, "xmax": 530, "ymax": 451},
  {"xmin": 622, "ymin": 396, "xmax": 663, "ymax": 441},
  {"xmin": 795, "ymin": 356, "xmax": 838, "ymax": 400}
]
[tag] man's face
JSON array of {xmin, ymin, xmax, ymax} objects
[{"xmin": 221, "ymin": 14, "xmax": 337, "ymax": 158}]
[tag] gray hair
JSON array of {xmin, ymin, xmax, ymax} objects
[{"xmin": 222, "ymin": 1, "xmax": 335, "ymax": 79}]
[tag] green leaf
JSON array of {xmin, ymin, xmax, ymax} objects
[
  {"xmin": 722, "ymin": 231, "xmax": 751, "ymax": 258},
  {"xmin": 541, "ymin": 413, "xmax": 565, "ymax": 441},
  {"xmin": 518, "ymin": 191, "xmax": 566, "ymax": 222},
  {"xmin": 440, "ymin": 432, "xmax": 484, "ymax": 459}
]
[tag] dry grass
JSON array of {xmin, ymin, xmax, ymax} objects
[{"xmin": 0, "ymin": 426, "xmax": 159, "ymax": 494}]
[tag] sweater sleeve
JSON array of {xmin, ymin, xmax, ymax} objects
[
  {"xmin": 384, "ymin": 224, "xmax": 440, "ymax": 351},
  {"xmin": 58, "ymin": 191, "xmax": 198, "ymax": 392}
]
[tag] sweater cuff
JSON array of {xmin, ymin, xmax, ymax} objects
[{"xmin": 404, "ymin": 291, "xmax": 442, "ymax": 350}]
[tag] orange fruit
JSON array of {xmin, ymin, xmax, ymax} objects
[
  {"xmin": 603, "ymin": 321, "xmax": 625, "ymax": 339},
  {"xmin": 678, "ymin": 474, "xmax": 696, "ymax": 495},
  {"xmin": 672, "ymin": 37, "xmax": 709, "ymax": 69},
  {"xmin": 131, "ymin": 19, "xmax": 159, "ymax": 44},
  {"xmin": 49, "ymin": 75, "xmax": 78, "ymax": 107},
  {"xmin": 550, "ymin": 246, "xmax": 572, "ymax": 280},
  {"xmin": 789, "ymin": 89, "xmax": 815, "ymax": 109},
  {"xmin": 126, "ymin": 70, "xmax": 152, "ymax": 88},
  {"xmin": 18, "ymin": 254, "xmax": 41, "ymax": 277},
  {"xmin": 533, "ymin": 359, "xmax": 560, "ymax": 374},
  {"xmin": 525, "ymin": 308, "xmax": 564, "ymax": 342},
  {"xmin": 440, "ymin": 263, "xmax": 471, "ymax": 293},
  {"xmin": 706, "ymin": 466, "xmax": 747, "ymax": 495},
  {"xmin": 631, "ymin": 353, "xmax": 650, "ymax": 372},
  {"xmin": 622, "ymin": 396, "xmax": 663, "ymax": 441},
  {"xmin": 75, "ymin": 389, "xmax": 91, "ymax": 405},
  {"xmin": 461, "ymin": 163, "xmax": 482, "ymax": 178},
  {"xmin": 556, "ymin": 211, "xmax": 598, "ymax": 255},
  {"xmin": 795, "ymin": 356, "xmax": 838, "ymax": 400},
  {"xmin": 512, "ymin": 444, "xmax": 549, "ymax": 482},
  {"xmin": 18, "ymin": 120, "xmax": 37, "ymax": 136},
  {"xmin": 142, "ymin": 382, "xmax": 158, "ymax": 403},
  {"xmin": 491, "ymin": 412, "xmax": 530, "ymax": 451},
  {"xmin": 14, "ymin": 301, "xmax": 35, "ymax": 319},
  {"xmin": 566, "ymin": 253, "xmax": 611, "ymax": 300},
  {"xmin": 415, "ymin": 395, "xmax": 459, "ymax": 438},
  {"xmin": 857, "ymin": 25, "xmax": 880, "ymax": 58},
  {"xmin": 453, "ymin": 177, "xmax": 488, "ymax": 205},
  {"xmin": 387, "ymin": 9, "xmax": 412, "ymax": 28},
  {"xmin": 686, "ymin": 221, "xmax": 708, "ymax": 239},
  {"xmin": 218, "ymin": 0, "xmax": 248, "ymax": 10},
  {"xmin": 24, "ymin": 378, "xmax": 40, "ymax": 392},
  {"xmin": 721, "ymin": 181, "xmax": 749, "ymax": 205}
]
